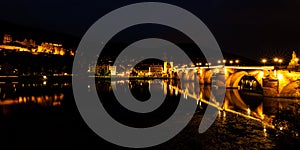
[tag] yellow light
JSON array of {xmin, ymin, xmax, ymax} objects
[
  {"xmin": 259, "ymin": 71, "xmax": 264, "ymax": 78},
  {"xmin": 278, "ymin": 59, "xmax": 283, "ymax": 63},
  {"xmin": 274, "ymin": 58, "xmax": 279, "ymax": 62},
  {"xmin": 296, "ymin": 58, "xmax": 299, "ymax": 62},
  {"xmin": 223, "ymin": 60, "xmax": 226, "ymax": 63},
  {"xmin": 262, "ymin": 59, "xmax": 267, "ymax": 63},
  {"xmin": 217, "ymin": 60, "xmax": 221, "ymax": 64},
  {"xmin": 235, "ymin": 60, "xmax": 239, "ymax": 63},
  {"xmin": 247, "ymin": 108, "xmax": 251, "ymax": 115},
  {"xmin": 263, "ymin": 126, "xmax": 267, "ymax": 137},
  {"xmin": 229, "ymin": 60, "xmax": 233, "ymax": 64},
  {"xmin": 277, "ymin": 73, "xmax": 283, "ymax": 80}
]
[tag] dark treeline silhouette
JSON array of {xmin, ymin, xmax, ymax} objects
[{"xmin": 0, "ymin": 50, "xmax": 73, "ymax": 76}]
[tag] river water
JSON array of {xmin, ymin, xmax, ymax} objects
[{"xmin": 0, "ymin": 79, "xmax": 299, "ymax": 149}]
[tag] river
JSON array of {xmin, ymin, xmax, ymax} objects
[{"xmin": 0, "ymin": 79, "xmax": 299, "ymax": 149}]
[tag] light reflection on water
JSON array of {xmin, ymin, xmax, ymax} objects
[
  {"xmin": 0, "ymin": 79, "xmax": 299, "ymax": 148},
  {"xmin": 110, "ymin": 80, "xmax": 298, "ymax": 120},
  {"xmin": 107, "ymin": 79, "xmax": 300, "ymax": 148},
  {"xmin": 0, "ymin": 81, "xmax": 71, "ymax": 115}
]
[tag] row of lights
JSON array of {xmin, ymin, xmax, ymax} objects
[
  {"xmin": 218, "ymin": 59, "xmax": 239, "ymax": 64},
  {"xmin": 196, "ymin": 59, "xmax": 240, "ymax": 66},
  {"xmin": 195, "ymin": 62, "xmax": 212, "ymax": 66},
  {"xmin": 261, "ymin": 58, "xmax": 283, "ymax": 65}
]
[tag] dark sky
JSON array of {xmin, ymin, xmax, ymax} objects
[{"xmin": 1, "ymin": 0, "xmax": 300, "ymax": 59}]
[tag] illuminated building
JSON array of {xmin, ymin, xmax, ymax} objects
[
  {"xmin": 0, "ymin": 34, "xmax": 74, "ymax": 56},
  {"xmin": 149, "ymin": 65, "xmax": 163, "ymax": 77},
  {"xmin": 3, "ymin": 34, "xmax": 12, "ymax": 44},
  {"xmin": 37, "ymin": 42, "xmax": 65, "ymax": 55},
  {"xmin": 163, "ymin": 61, "xmax": 173, "ymax": 74},
  {"xmin": 287, "ymin": 51, "xmax": 299, "ymax": 70}
]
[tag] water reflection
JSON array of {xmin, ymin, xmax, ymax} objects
[
  {"xmin": 3, "ymin": 79, "xmax": 295, "ymax": 135},
  {"xmin": 96, "ymin": 79, "xmax": 300, "ymax": 121},
  {"xmin": 0, "ymin": 81, "xmax": 70, "ymax": 110},
  {"xmin": 102, "ymin": 79, "xmax": 300, "ymax": 143},
  {"xmin": 162, "ymin": 79, "xmax": 300, "ymax": 144},
  {"xmin": 0, "ymin": 79, "xmax": 299, "ymax": 148}
]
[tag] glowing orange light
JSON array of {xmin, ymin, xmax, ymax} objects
[{"xmin": 277, "ymin": 73, "xmax": 283, "ymax": 80}]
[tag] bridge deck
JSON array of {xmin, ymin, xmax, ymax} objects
[{"xmin": 176, "ymin": 66, "xmax": 274, "ymax": 70}]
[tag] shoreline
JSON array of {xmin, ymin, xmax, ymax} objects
[{"xmin": 1, "ymin": 75, "xmax": 300, "ymax": 99}]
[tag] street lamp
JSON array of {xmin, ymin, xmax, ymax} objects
[
  {"xmin": 217, "ymin": 60, "xmax": 221, "ymax": 64},
  {"xmin": 235, "ymin": 60, "xmax": 239, "ymax": 65},
  {"xmin": 223, "ymin": 59, "xmax": 226, "ymax": 63},
  {"xmin": 196, "ymin": 62, "xmax": 202, "ymax": 66},
  {"xmin": 278, "ymin": 59, "xmax": 283, "ymax": 66},
  {"xmin": 229, "ymin": 60, "xmax": 233, "ymax": 65},
  {"xmin": 274, "ymin": 58, "xmax": 279, "ymax": 66},
  {"xmin": 262, "ymin": 59, "xmax": 267, "ymax": 66}
]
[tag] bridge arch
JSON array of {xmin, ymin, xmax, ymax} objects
[
  {"xmin": 229, "ymin": 71, "xmax": 248, "ymax": 88},
  {"xmin": 226, "ymin": 70, "xmax": 264, "ymax": 90}
]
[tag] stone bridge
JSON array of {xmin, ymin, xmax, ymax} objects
[{"xmin": 175, "ymin": 66, "xmax": 300, "ymax": 97}]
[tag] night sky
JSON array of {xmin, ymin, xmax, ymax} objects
[{"xmin": 1, "ymin": 0, "xmax": 300, "ymax": 60}]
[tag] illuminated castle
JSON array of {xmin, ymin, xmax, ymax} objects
[
  {"xmin": 35, "ymin": 42, "xmax": 65, "ymax": 55},
  {"xmin": 0, "ymin": 34, "xmax": 74, "ymax": 56}
]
